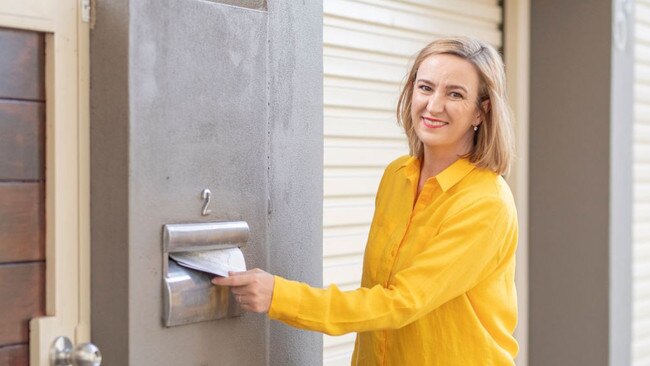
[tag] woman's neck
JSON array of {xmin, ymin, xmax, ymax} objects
[{"xmin": 416, "ymin": 148, "xmax": 465, "ymax": 195}]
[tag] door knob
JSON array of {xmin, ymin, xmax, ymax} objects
[{"xmin": 50, "ymin": 336, "xmax": 102, "ymax": 366}]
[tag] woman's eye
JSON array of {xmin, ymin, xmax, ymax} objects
[
  {"xmin": 449, "ymin": 92, "xmax": 464, "ymax": 99},
  {"xmin": 417, "ymin": 84, "xmax": 432, "ymax": 92}
]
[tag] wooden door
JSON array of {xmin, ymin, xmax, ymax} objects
[
  {"xmin": 0, "ymin": 1, "xmax": 90, "ymax": 365},
  {"xmin": 0, "ymin": 28, "xmax": 46, "ymax": 366}
]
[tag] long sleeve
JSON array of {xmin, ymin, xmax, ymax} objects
[{"xmin": 268, "ymin": 196, "xmax": 516, "ymax": 336}]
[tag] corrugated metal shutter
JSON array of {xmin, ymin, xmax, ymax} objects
[
  {"xmin": 634, "ymin": 1, "xmax": 650, "ymax": 364},
  {"xmin": 322, "ymin": 1, "xmax": 503, "ymax": 364}
]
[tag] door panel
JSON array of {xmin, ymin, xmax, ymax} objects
[
  {"xmin": 0, "ymin": 344, "xmax": 29, "ymax": 366},
  {"xmin": 0, "ymin": 27, "xmax": 47, "ymax": 366},
  {"xmin": 0, "ymin": 263, "xmax": 45, "ymax": 345},
  {"xmin": 0, "ymin": 101, "xmax": 45, "ymax": 180},
  {"xmin": 0, "ymin": 183, "xmax": 44, "ymax": 263},
  {"xmin": 0, "ymin": 28, "xmax": 44, "ymax": 100}
]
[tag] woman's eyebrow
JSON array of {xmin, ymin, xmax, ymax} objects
[
  {"xmin": 445, "ymin": 84, "xmax": 468, "ymax": 93},
  {"xmin": 415, "ymin": 79, "xmax": 468, "ymax": 93}
]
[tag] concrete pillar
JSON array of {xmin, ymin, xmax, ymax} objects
[{"xmin": 90, "ymin": 1, "xmax": 323, "ymax": 365}]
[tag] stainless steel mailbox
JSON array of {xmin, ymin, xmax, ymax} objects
[{"xmin": 162, "ymin": 221, "xmax": 249, "ymax": 327}]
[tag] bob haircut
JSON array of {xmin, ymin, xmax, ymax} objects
[{"xmin": 396, "ymin": 36, "xmax": 514, "ymax": 176}]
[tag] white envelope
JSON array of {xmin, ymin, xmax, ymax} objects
[{"xmin": 170, "ymin": 247, "xmax": 246, "ymax": 277}]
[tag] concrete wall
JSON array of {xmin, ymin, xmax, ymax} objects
[
  {"xmin": 89, "ymin": 0, "xmax": 130, "ymax": 362},
  {"xmin": 529, "ymin": 1, "xmax": 633, "ymax": 365},
  {"xmin": 90, "ymin": 1, "xmax": 323, "ymax": 365},
  {"xmin": 266, "ymin": 1, "xmax": 324, "ymax": 365}
]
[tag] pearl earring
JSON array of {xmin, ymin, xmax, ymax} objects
[{"xmin": 473, "ymin": 125, "xmax": 478, "ymax": 132}]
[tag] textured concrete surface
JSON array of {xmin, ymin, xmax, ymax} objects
[
  {"xmin": 128, "ymin": 1, "xmax": 268, "ymax": 365},
  {"xmin": 91, "ymin": 0, "xmax": 322, "ymax": 365},
  {"xmin": 267, "ymin": 1, "xmax": 324, "ymax": 365}
]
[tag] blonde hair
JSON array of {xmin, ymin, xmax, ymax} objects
[{"xmin": 396, "ymin": 36, "xmax": 514, "ymax": 175}]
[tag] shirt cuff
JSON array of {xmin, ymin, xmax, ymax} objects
[{"xmin": 268, "ymin": 275, "xmax": 302, "ymax": 321}]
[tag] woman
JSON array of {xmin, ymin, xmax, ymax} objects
[{"xmin": 213, "ymin": 36, "xmax": 518, "ymax": 365}]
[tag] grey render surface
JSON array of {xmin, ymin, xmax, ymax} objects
[
  {"xmin": 529, "ymin": 0, "xmax": 633, "ymax": 365},
  {"xmin": 266, "ymin": 1, "xmax": 324, "ymax": 365},
  {"xmin": 530, "ymin": 0, "xmax": 610, "ymax": 364},
  {"xmin": 90, "ymin": 0, "xmax": 323, "ymax": 365}
]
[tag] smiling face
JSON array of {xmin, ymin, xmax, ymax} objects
[{"xmin": 410, "ymin": 54, "xmax": 484, "ymax": 161}]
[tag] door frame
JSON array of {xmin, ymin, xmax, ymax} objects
[{"xmin": 0, "ymin": 1, "xmax": 90, "ymax": 365}]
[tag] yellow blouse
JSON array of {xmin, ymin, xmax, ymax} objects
[{"xmin": 268, "ymin": 155, "xmax": 519, "ymax": 365}]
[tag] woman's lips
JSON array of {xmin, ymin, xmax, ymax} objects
[{"xmin": 421, "ymin": 117, "xmax": 448, "ymax": 129}]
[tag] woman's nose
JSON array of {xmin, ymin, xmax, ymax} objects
[{"xmin": 426, "ymin": 93, "xmax": 444, "ymax": 114}]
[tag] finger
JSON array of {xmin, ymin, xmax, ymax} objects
[
  {"xmin": 211, "ymin": 277, "xmax": 229, "ymax": 286},
  {"xmin": 228, "ymin": 271, "xmax": 248, "ymax": 276},
  {"xmin": 242, "ymin": 300, "xmax": 263, "ymax": 313},
  {"xmin": 230, "ymin": 286, "xmax": 249, "ymax": 296},
  {"xmin": 234, "ymin": 294, "xmax": 250, "ymax": 310},
  {"xmin": 212, "ymin": 274, "xmax": 254, "ymax": 286}
]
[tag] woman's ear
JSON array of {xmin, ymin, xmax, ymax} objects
[
  {"xmin": 481, "ymin": 99, "xmax": 491, "ymax": 115},
  {"xmin": 476, "ymin": 99, "xmax": 490, "ymax": 125}
]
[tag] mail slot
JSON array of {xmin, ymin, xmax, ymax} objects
[{"xmin": 162, "ymin": 221, "xmax": 249, "ymax": 327}]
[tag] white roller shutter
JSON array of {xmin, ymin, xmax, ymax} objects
[
  {"xmin": 634, "ymin": 1, "xmax": 650, "ymax": 365},
  {"xmin": 322, "ymin": 1, "xmax": 503, "ymax": 364}
]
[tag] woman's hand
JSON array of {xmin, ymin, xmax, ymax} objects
[{"xmin": 211, "ymin": 268, "xmax": 275, "ymax": 313}]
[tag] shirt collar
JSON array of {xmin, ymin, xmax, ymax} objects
[
  {"xmin": 397, "ymin": 156, "xmax": 420, "ymax": 181},
  {"xmin": 435, "ymin": 158, "xmax": 476, "ymax": 192},
  {"xmin": 397, "ymin": 155, "xmax": 476, "ymax": 192}
]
